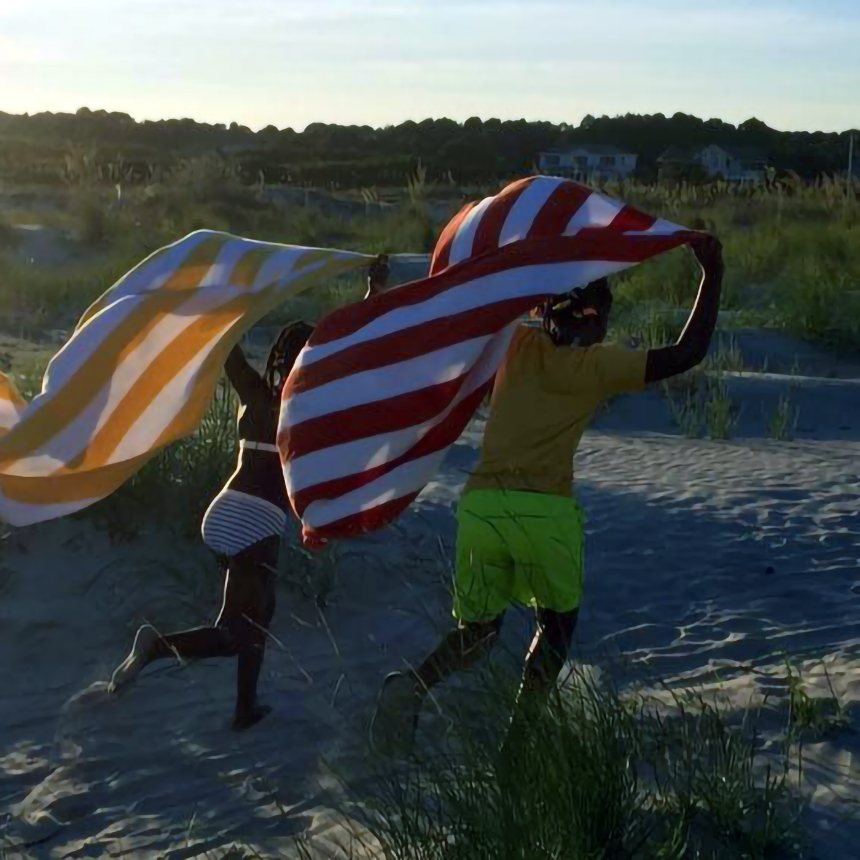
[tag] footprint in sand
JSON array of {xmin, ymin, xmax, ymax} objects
[
  {"xmin": 60, "ymin": 680, "xmax": 113, "ymax": 713},
  {"xmin": 3, "ymin": 771, "xmax": 97, "ymax": 850},
  {"xmin": 54, "ymin": 681, "xmax": 117, "ymax": 748}
]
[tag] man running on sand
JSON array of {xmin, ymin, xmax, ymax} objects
[{"xmin": 370, "ymin": 234, "xmax": 724, "ymax": 755}]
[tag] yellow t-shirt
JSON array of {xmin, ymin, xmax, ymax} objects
[{"xmin": 467, "ymin": 325, "xmax": 647, "ymax": 497}]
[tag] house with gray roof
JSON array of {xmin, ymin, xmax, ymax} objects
[
  {"xmin": 537, "ymin": 144, "xmax": 638, "ymax": 182},
  {"xmin": 658, "ymin": 144, "xmax": 771, "ymax": 182}
]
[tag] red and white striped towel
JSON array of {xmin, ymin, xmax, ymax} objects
[{"xmin": 278, "ymin": 176, "xmax": 699, "ymax": 547}]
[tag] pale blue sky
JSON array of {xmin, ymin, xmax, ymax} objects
[{"xmin": 1, "ymin": 0, "xmax": 858, "ymax": 132}]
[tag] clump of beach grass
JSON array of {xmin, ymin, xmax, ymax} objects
[
  {"xmin": 664, "ymin": 374, "xmax": 741, "ymax": 441},
  {"xmin": 766, "ymin": 393, "xmax": 801, "ymax": 442},
  {"xmin": 316, "ymin": 662, "xmax": 813, "ymax": 860},
  {"xmin": 662, "ymin": 340, "xmax": 743, "ymax": 442},
  {"xmin": 784, "ymin": 656, "xmax": 851, "ymax": 741}
]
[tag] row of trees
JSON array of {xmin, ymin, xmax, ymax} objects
[{"xmin": 0, "ymin": 108, "xmax": 855, "ymax": 188}]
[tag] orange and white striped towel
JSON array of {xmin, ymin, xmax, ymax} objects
[{"xmin": 0, "ymin": 230, "xmax": 372, "ymax": 527}]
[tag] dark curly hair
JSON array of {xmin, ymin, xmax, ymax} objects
[
  {"xmin": 265, "ymin": 321, "xmax": 315, "ymax": 392},
  {"xmin": 542, "ymin": 278, "xmax": 612, "ymax": 347}
]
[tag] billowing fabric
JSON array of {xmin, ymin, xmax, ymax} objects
[
  {"xmin": 0, "ymin": 177, "xmax": 699, "ymax": 541},
  {"xmin": 0, "ymin": 231, "xmax": 371, "ymax": 526},
  {"xmin": 279, "ymin": 176, "xmax": 697, "ymax": 547}
]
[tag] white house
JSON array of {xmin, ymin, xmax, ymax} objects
[
  {"xmin": 697, "ymin": 145, "xmax": 770, "ymax": 182},
  {"xmin": 658, "ymin": 144, "xmax": 770, "ymax": 182},
  {"xmin": 537, "ymin": 145, "xmax": 638, "ymax": 182}
]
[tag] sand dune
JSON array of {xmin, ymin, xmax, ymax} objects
[{"xmin": 1, "ymin": 331, "xmax": 858, "ymax": 858}]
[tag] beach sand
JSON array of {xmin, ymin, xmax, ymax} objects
[{"xmin": 1, "ymin": 330, "xmax": 858, "ymax": 858}]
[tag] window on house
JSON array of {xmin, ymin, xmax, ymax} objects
[
  {"xmin": 544, "ymin": 154, "xmax": 560, "ymax": 166},
  {"xmin": 599, "ymin": 155, "xmax": 615, "ymax": 166},
  {"xmin": 574, "ymin": 156, "xmax": 589, "ymax": 167}
]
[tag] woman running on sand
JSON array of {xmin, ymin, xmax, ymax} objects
[
  {"xmin": 110, "ymin": 257, "xmax": 390, "ymax": 732},
  {"xmin": 370, "ymin": 236, "xmax": 724, "ymax": 754}
]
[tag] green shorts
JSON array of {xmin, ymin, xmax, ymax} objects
[{"xmin": 452, "ymin": 488, "xmax": 586, "ymax": 623}]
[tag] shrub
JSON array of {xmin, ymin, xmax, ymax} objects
[
  {"xmin": 778, "ymin": 262, "xmax": 860, "ymax": 352},
  {"xmin": 67, "ymin": 189, "xmax": 120, "ymax": 247},
  {"xmin": 0, "ymin": 211, "xmax": 18, "ymax": 249}
]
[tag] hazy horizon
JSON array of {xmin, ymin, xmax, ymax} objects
[{"xmin": 1, "ymin": 0, "xmax": 858, "ymax": 135}]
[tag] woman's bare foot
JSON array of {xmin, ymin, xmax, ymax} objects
[
  {"xmin": 109, "ymin": 625, "xmax": 161, "ymax": 692},
  {"xmin": 230, "ymin": 703, "xmax": 272, "ymax": 732}
]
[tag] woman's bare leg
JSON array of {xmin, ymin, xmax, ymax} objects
[
  {"xmin": 110, "ymin": 537, "xmax": 279, "ymax": 733},
  {"xmin": 216, "ymin": 537, "xmax": 278, "ymax": 731}
]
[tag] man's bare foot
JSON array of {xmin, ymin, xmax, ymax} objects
[
  {"xmin": 109, "ymin": 625, "xmax": 161, "ymax": 692},
  {"xmin": 231, "ymin": 703, "xmax": 272, "ymax": 732},
  {"xmin": 369, "ymin": 671, "xmax": 424, "ymax": 757}
]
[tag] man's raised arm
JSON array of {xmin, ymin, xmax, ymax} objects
[{"xmin": 645, "ymin": 235, "xmax": 724, "ymax": 385}]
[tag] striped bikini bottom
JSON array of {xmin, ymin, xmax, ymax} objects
[{"xmin": 201, "ymin": 488, "xmax": 289, "ymax": 558}]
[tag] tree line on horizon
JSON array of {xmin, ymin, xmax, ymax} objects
[{"xmin": 0, "ymin": 107, "xmax": 856, "ymax": 189}]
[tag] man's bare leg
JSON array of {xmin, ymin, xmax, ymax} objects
[
  {"xmin": 500, "ymin": 607, "xmax": 579, "ymax": 761},
  {"xmin": 370, "ymin": 617, "xmax": 503, "ymax": 754}
]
